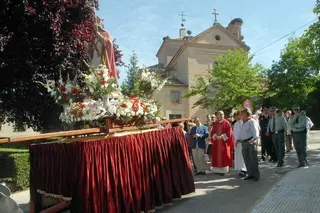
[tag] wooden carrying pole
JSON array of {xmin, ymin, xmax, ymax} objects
[
  {"xmin": 0, "ymin": 118, "xmax": 191, "ymax": 144},
  {"xmin": 0, "ymin": 128, "xmax": 102, "ymax": 144}
]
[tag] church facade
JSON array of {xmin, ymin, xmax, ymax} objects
[{"xmin": 151, "ymin": 18, "xmax": 250, "ymax": 121}]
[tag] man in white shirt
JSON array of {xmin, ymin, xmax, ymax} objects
[{"xmin": 236, "ymin": 108, "xmax": 260, "ymax": 182}]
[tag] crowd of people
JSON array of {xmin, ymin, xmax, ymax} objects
[{"xmin": 180, "ymin": 106, "xmax": 314, "ymax": 182}]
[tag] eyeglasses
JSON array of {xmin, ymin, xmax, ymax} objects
[{"xmin": 293, "ymin": 108, "xmax": 299, "ymax": 111}]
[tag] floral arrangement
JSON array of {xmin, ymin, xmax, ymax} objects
[
  {"xmin": 42, "ymin": 64, "xmax": 164, "ymax": 127},
  {"xmin": 135, "ymin": 68, "xmax": 167, "ymax": 98},
  {"xmin": 105, "ymin": 94, "xmax": 158, "ymax": 125},
  {"xmin": 41, "ymin": 75, "xmax": 82, "ymax": 105},
  {"xmin": 82, "ymin": 64, "xmax": 117, "ymax": 99},
  {"xmin": 59, "ymin": 99, "xmax": 106, "ymax": 124}
]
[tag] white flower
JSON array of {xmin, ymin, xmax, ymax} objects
[{"xmin": 58, "ymin": 79, "xmax": 63, "ymax": 85}]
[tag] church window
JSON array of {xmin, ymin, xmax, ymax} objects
[
  {"xmin": 215, "ymin": 35, "xmax": 221, "ymax": 41},
  {"xmin": 170, "ymin": 91, "xmax": 181, "ymax": 104}
]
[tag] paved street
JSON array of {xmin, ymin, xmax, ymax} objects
[
  {"xmin": 157, "ymin": 131, "xmax": 320, "ymax": 213},
  {"xmin": 11, "ymin": 131, "xmax": 320, "ymax": 213}
]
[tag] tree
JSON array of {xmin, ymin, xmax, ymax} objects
[
  {"xmin": 0, "ymin": 1, "xmax": 100, "ymax": 131},
  {"xmin": 266, "ymin": 0, "xmax": 320, "ymax": 126},
  {"xmin": 121, "ymin": 52, "xmax": 140, "ymax": 96},
  {"xmin": 0, "ymin": 1, "xmax": 125, "ymax": 132},
  {"xmin": 185, "ymin": 48, "xmax": 266, "ymax": 111},
  {"xmin": 301, "ymin": 0, "xmax": 320, "ymax": 74},
  {"xmin": 267, "ymin": 37, "xmax": 318, "ymax": 109}
]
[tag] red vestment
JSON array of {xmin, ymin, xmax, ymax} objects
[{"xmin": 210, "ymin": 119, "xmax": 234, "ymax": 168}]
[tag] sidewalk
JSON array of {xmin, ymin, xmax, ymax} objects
[
  {"xmin": 10, "ymin": 190, "xmax": 30, "ymax": 213},
  {"xmin": 251, "ymin": 164, "xmax": 320, "ymax": 213}
]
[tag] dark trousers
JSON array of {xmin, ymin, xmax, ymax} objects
[
  {"xmin": 261, "ymin": 134, "xmax": 277, "ymax": 160},
  {"xmin": 242, "ymin": 142, "xmax": 260, "ymax": 179},
  {"xmin": 292, "ymin": 131, "xmax": 307, "ymax": 165},
  {"xmin": 272, "ymin": 132, "xmax": 285, "ymax": 164},
  {"xmin": 260, "ymin": 134, "xmax": 267, "ymax": 157},
  {"xmin": 260, "ymin": 134, "xmax": 269, "ymax": 157}
]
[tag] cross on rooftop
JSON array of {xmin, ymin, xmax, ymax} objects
[
  {"xmin": 212, "ymin": 8, "xmax": 219, "ymax": 24},
  {"xmin": 179, "ymin": 11, "xmax": 186, "ymax": 26}
]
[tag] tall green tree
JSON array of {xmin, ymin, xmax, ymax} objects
[
  {"xmin": 266, "ymin": 0, "xmax": 320, "ymax": 126},
  {"xmin": 301, "ymin": 0, "xmax": 320, "ymax": 74},
  {"xmin": 305, "ymin": 0, "xmax": 320, "ymax": 126},
  {"xmin": 185, "ymin": 48, "xmax": 266, "ymax": 110},
  {"xmin": 121, "ymin": 52, "xmax": 140, "ymax": 96},
  {"xmin": 267, "ymin": 37, "xmax": 319, "ymax": 109}
]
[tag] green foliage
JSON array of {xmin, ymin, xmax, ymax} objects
[
  {"xmin": 267, "ymin": 37, "xmax": 319, "ymax": 109},
  {"xmin": 185, "ymin": 48, "xmax": 266, "ymax": 110},
  {"xmin": 307, "ymin": 81, "xmax": 320, "ymax": 127},
  {"xmin": 121, "ymin": 52, "xmax": 140, "ymax": 96},
  {"xmin": 10, "ymin": 153, "xmax": 30, "ymax": 190},
  {"xmin": 262, "ymin": 0, "xmax": 320, "ymax": 126},
  {"xmin": 314, "ymin": 0, "xmax": 320, "ymax": 14},
  {"xmin": 0, "ymin": 149, "xmax": 30, "ymax": 190}
]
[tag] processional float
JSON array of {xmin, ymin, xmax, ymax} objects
[{"xmin": 0, "ymin": 15, "xmax": 195, "ymax": 213}]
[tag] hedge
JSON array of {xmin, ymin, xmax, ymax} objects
[
  {"xmin": 10, "ymin": 153, "xmax": 30, "ymax": 190},
  {"xmin": 0, "ymin": 138, "xmax": 63, "ymax": 191},
  {"xmin": 0, "ymin": 148, "xmax": 30, "ymax": 191}
]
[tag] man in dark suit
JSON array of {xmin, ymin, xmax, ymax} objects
[
  {"xmin": 190, "ymin": 117, "xmax": 209, "ymax": 175},
  {"xmin": 259, "ymin": 107, "xmax": 277, "ymax": 162}
]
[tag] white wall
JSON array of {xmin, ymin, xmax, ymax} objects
[{"xmin": 0, "ymin": 123, "xmax": 39, "ymax": 138}]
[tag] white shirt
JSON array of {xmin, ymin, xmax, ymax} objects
[
  {"xmin": 233, "ymin": 120, "xmax": 243, "ymax": 141},
  {"xmin": 307, "ymin": 117, "xmax": 314, "ymax": 130},
  {"xmin": 238, "ymin": 119, "xmax": 260, "ymax": 142}
]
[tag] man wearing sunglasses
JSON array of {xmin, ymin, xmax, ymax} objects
[{"xmin": 289, "ymin": 106, "xmax": 308, "ymax": 167}]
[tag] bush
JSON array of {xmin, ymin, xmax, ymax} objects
[
  {"xmin": 0, "ymin": 138, "xmax": 63, "ymax": 191},
  {"xmin": 0, "ymin": 148, "xmax": 30, "ymax": 191},
  {"xmin": 9, "ymin": 153, "xmax": 30, "ymax": 190}
]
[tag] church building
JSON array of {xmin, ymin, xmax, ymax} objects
[{"xmin": 151, "ymin": 11, "xmax": 250, "ymax": 121}]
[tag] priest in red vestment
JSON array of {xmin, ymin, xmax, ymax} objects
[{"xmin": 210, "ymin": 111, "xmax": 234, "ymax": 175}]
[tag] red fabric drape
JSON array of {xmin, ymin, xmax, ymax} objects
[{"xmin": 30, "ymin": 128, "xmax": 195, "ymax": 213}]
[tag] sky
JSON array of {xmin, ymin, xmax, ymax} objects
[{"xmin": 98, "ymin": 0, "xmax": 318, "ymax": 84}]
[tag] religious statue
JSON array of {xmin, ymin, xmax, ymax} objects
[{"xmin": 88, "ymin": 16, "xmax": 118, "ymax": 84}]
